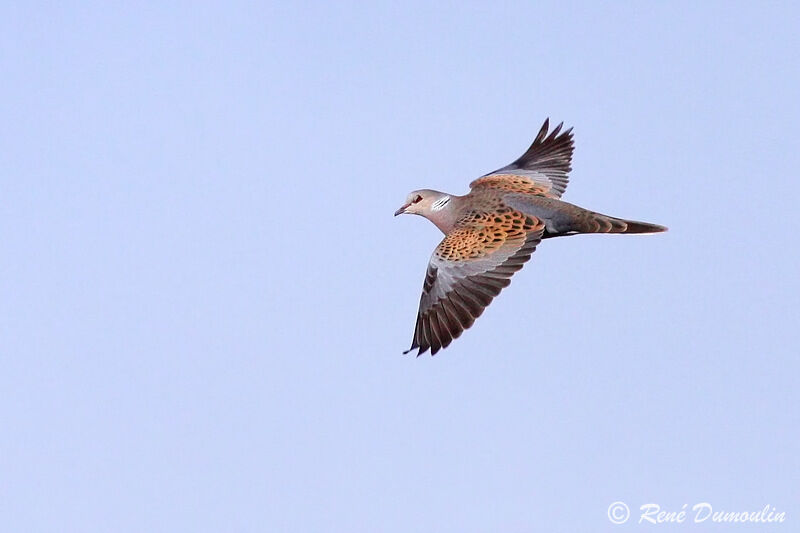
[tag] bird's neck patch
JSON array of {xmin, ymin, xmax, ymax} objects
[{"xmin": 431, "ymin": 196, "xmax": 451, "ymax": 211}]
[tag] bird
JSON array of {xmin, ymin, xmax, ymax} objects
[{"xmin": 394, "ymin": 118, "xmax": 666, "ymax": 356}]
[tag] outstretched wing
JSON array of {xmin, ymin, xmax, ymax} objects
[
  {"xmin": 470, "ymin": 118, "xmax": 574, "ymax": 198},
  {"xmin": 405, "ymin": 208, "xmax": 545, "ymax": 356}
]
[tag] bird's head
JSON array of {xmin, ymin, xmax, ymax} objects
[{"xmin": 394, "ymin": 189, "xmax": 452, "ymax": 217}]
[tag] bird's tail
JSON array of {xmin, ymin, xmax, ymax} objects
[{"xmin": 577, "ymin": 212, "xmax": 667, "ymax": 235}]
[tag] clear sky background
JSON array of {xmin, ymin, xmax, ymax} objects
[{"xmin": 2, "ymin": 2, "xmax": 798, "ymax": 532}]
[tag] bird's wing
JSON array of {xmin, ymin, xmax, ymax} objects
[
  {"xmin": 405, "ymin": 208, "xmax": 544, "ymax": 356},
  {"xmin": 470, "ymin": 118, "xmax": 574, "ymax": 199}
]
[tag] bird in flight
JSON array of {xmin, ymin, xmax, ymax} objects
[{"xmin": 395, "ymin": 119, "xmax": 666, "ymax": 356}]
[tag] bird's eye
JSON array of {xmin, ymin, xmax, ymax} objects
[{"xmin": 412, "ymin": 195, "xmax": 423, "ymax": 204}]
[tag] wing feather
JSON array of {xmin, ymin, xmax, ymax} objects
[
  {"xmin": 404, "ymin": 208, "xmax": 545, "ymax": 356},
  {"xmin": 470, "ymin": 118, "xmax": 574, "ymax": 199}
]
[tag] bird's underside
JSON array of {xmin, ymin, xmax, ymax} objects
[{"xmin": 399, "ymin": 119, "xmax": 666, "ymax": 356}]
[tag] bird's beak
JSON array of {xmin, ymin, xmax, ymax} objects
[{"xmin": 394, "ymin": 203, "xmax": 411, "ymax": 216}]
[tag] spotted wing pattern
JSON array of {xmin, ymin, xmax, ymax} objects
[
  {"xmin": 405, "ymin": 208, "xmax": 545, "ymax": 356},
  {"xmin": 470, "ymin": 118, "xmax": 574, "ymax": 199}
]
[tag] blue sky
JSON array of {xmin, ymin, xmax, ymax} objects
[{"xmin": 1, "ymin": 2, "xmax": 798, "ymax": 532}]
